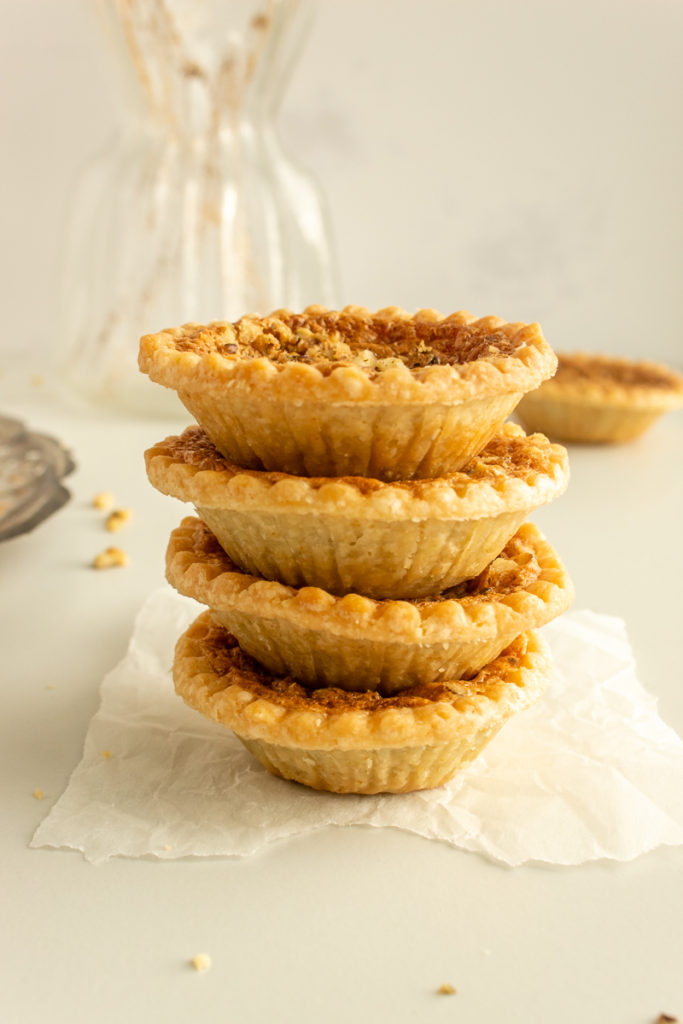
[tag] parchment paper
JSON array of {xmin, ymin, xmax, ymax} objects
[{"xmin": 32, "ymin": 587, "xmax": 683, "ymax": 865}]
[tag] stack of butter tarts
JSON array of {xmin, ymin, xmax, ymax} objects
[{"xmin": 140, "ymin": 306, "xmax": 574, "ymax": 794}]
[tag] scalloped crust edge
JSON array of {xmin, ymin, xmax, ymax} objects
[
  {"xmin": 166, "ymin": 517, "xmax": 573, "ymax": 647},
  {"xmin": 139, "ymin": 306, "xmax": 558, "ymax": 406},
  {"xmin": 145, "ymin": 423, "xmax": 570, "ymax": 523}
]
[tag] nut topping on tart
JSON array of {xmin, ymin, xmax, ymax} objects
[{"xmin": 171, "ymin": 308, "xmax": 529, "ymax": 373}]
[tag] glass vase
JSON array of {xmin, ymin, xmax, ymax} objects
[{"xmin": 56, "ymin": 0, "xmax": 338, "ymax": 415}]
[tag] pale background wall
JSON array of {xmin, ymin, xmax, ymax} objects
[{"xmin": 1, "ymin": 0, "xmax": 682, "ymax": 364}]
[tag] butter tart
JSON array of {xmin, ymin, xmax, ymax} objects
[
  {"xmin": 146, "ymin": 423, "xmax": 569, "ymax": 600},
  {"xmin": 167, "ymin": 517, "xmax": 573, "ymax": 694},
  {"xmin": 139, "ymin": 305, "xmax": 558, "ymax": 480},
  {"xmin": 173, "ymin": 612, "xmax": 552, "ymax": 794},
  {"xmin": 516, "ymin": 352, "xmax": 683, "ymax": 443}
]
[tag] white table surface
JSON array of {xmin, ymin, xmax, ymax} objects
[{"xmin": 2, "ymin": 370, "xmax": 682, "ymax": 1024}]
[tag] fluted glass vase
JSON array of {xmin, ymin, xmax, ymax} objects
[{"xmin": 56, "ymin": 0, "xmax": 338, "ymax": 414}]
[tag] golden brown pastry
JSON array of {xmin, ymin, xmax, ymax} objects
[
  {"xmin": 173, "ymin": 612, "xmax": 552, "ymax": 794},
  {"xmin": 139, "ymin": 305, "xmax": 558, "ymax": 480}
]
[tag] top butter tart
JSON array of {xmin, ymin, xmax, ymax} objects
[{"xmin": 139, "ymin": 305, "xmax": 558, "ymax": 480}]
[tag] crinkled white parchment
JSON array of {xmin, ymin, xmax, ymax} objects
[{"xmin": 31, "ymin": 587, "xmax": 683, "ymax": 865}]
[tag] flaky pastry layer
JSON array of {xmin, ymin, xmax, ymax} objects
[{"xmin": 166, "ymin": 517, "xmax": 573, "ymax": 692}]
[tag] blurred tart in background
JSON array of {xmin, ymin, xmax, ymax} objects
[{"xmin": 516, "ymin": 352, "xmax": 683, "ymax": 443}]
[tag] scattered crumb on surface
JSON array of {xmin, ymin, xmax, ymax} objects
[
  {"xmin": 106, "ymin": 508, "xmax": 132, "ymax": 532},
  {"xmin": 655, "ymin": 1014, "xmax": 678, "ymax": 1023},
  {"xmin": 33, "ymin": 789, "xmax": 44, "ymax": 800},
  {"xmin": 191, "ymin": 954, "xmax": 212, "ymax": 973},
  {"xmin": 436, "ymin": 983, "xmax": 456, "ymax": 995},
  {"xmin": 92, "ymin": 491, "xmax": 115, "ymax": 510},
  {"xmin": 92, "ymin": 546, "xmax": 129, "ymax": 569},
  {"xmin": 163, "ymin": 844, "xmax": 173, "ymax": 851},
  {"xmin": 101, "ymin": 750, "xmax": 112, "ymax": 759}
]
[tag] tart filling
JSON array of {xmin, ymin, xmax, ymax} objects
[
  {"xmin": 166, "ymin": 517, "xmax": 573, "ymax": 693},
  {"xmin": 139, "ymin": 305, "xmax": 558, "ymax": 479},
  {"xmin": 146, "ymin": 423, "xmax": 569, "ymax": 598},
  {"xmin": 173, "ymin": 613, "xmax": 552, "ymax": 793},
  {"xmin": 517, "ymin": 352, "xmax": 683, "ymax": 443}
]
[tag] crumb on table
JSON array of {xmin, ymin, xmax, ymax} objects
[
  {"xmin": 106, "ymin": 508, "xmax": 132, "ymax": 532},
  {"xmin": 92, "ymin": 547, "xmax": 129, "ymax": 569},
  {"xmin": 33, "ymin": 789, "xmax": 44, "ymax": 800},
  {"xmin": 437, "ymin": 983, "xmax": 456, "ymax": 995},
  {"xmin": 191, "ymin": 953, "xmax": 212, "ymax": 973},
  {"xmin": 92, "ymin": 491, "xmax": 115, "ymax": 510}
]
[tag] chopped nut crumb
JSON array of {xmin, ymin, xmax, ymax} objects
[
  {"xmin": 191, "ymin": 954, "xmax": 212, "ymax": 973},
  {"xmin": 92, "ymin": 491, "xmax": 115, "ymax": 510},
  {"xmin": 33, "ymin": 789, "xmax": 44, "ymax": 800},
  {"xmin": 106, "ymin": 508, "xmax": 132, "ymax": 532},
  {"xmin": 437, "ymin": 983, "xmax": 456, "ymax": 995},
  {"xmin": 101, "ymin": 750, "xmax": 112, "ymax": 759},
  {"xmin": 93, "ymin": 547, "xmax": 129, "ymax": 569},
  {"xmin": 655, "ymin": 1015, "xmax": 678, "ymax": 1023}
]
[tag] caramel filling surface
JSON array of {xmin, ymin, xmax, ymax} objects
[
  {"xmin": 173, "ymin": 311, "xmax": 523, "ymax": 371},
  {"xmin": 556, "ymin": 354, "xmax": 681, "ymax": 391}
]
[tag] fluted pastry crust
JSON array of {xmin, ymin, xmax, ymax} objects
[
  {"xmin": 166, "ymin": 517, "xmax": 573, "ymax": 693},
  {"xmin": 517, "ymin": 352, "xmax": 683, "ymax": 443},
  {"xmin": 173, "ymin": 613, "xmax": 552, "ymax": 793},
  {"xmin": 146, "ymin": 423, "xmax": 569, "ymax": 598},
  {"xmin": 139, "ymin": 306, "xmax": 558, "ymax": 479}
]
